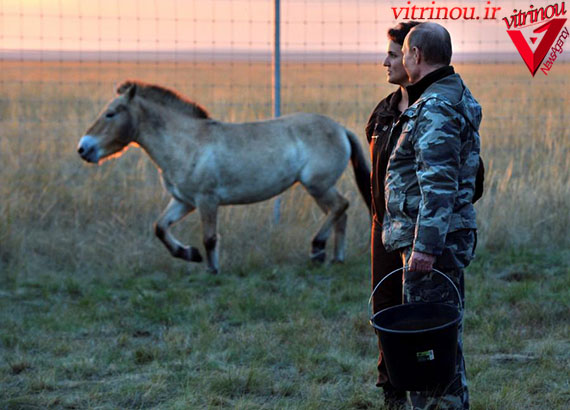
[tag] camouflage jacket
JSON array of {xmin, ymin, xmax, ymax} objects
[{"xmin": 382, "ymin": 72, "xmax": 482, "ymax": 255}]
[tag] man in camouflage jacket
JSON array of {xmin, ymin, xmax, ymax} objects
[{"xmin": 382, "ymin": 23, "xmax": 481, "ymax": 409}]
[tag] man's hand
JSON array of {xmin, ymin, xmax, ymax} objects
[{"xmin": 408, "ymin": 251, "xmax": 436, "ymax": 273}]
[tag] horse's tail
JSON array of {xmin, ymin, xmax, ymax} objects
[{"xmin": 345, "ymin": 129, "xmax": 372, "ymax": 212}]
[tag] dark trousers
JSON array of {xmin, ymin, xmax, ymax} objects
[
  {"xmin": 371, "ymin": 218, "xmax": 404, "ymax": 387},
  {"xmin": 399, "ymin": 229, "xmax": 475, "ymax": 410}
]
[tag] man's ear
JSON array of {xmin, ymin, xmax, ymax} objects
[{"xmin": 412, "ymin": 46, "xmax": 422, "ymax": 65}]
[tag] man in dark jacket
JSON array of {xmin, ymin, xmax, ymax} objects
[
  {"xmin": 382, "ymin": 22, "xmax": 482, "ymax": 409},
  {"xmin": 366, "ymin": 20, "xmax": 420, "ymax": 409}
]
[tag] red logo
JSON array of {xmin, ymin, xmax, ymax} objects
[
  {"xmin": 507, "ymin": 18, "xmax": 567, "ymax": 76},
  {"xmin": 503, "ymin": 2, "xmax": 568, "ymax": 76}
]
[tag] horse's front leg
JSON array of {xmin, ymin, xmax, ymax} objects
[
  {"xmin": 198, "ymin": 201, "xmax": 220, "ymax": 275},
  {"xmin": 154, "ymin": 198, "xmax": 203, "ymax": 263}
]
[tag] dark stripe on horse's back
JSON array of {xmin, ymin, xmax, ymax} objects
[{"xmin": 117, "ymin": 80, "xmax": 210, "ymax": 119}]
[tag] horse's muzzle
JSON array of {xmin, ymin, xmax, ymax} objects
[{"xmin": 77, "ymin": 135, "xmax": 100, "ymax": 163}]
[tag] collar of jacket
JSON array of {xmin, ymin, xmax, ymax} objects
[
  {"xmin": 406, "ymin": 65, "xmax": 455, "ymax": 106},
  {"xmin": 376, "ymin": 87, "xmax": 403, "ymax": 119}
]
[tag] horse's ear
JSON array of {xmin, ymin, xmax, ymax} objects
[
  {"xmin": 117, "ymin": 81, "xmax": 137, "ymax": 101},
  {"xmin": 116, "ymin": 81, "xmax": 129, "ymax": 94},
  {"xmin": 126, "ymin": 83, "xmax": 137, "ymax": 101}
]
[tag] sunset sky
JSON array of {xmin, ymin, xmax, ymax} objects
[{"xmin": 0, "ymin": 0, "xmax": 561, "ymax": 55}]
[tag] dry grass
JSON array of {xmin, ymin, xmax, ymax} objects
[{"xmin": 1, "ymin": 61, "xmax": 568, "ymax": 272}]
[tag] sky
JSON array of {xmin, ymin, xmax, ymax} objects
[{"xmin": 0, "ymin": 0, "xmax": 562, "ymax": 55}]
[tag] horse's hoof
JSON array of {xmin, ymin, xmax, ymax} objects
[
  {"xmin": 331, "ymin": 258, "xmax": 345, "ymax": 264},
  {"xmin": 310, "ymin": 250, "xmax": 326, "ymax": 264},
  {"xmin": 311, "ymin": 238, "xmax": 327, "ymax": 263},
  {"xmin": 189, "ymin": 247, "xmax": 203, "ymax": 263},
  {"xmin": 176, "ymin": 246, "xmax": 203, "ymax": 263},
  {"xmin": 207, "ymin": 267, "xmax": 219, "ymax": 275}
]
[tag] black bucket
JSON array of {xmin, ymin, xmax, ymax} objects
[{"xmin": 369, "ymin": 268, "xmax": 462, "ymax": 391}]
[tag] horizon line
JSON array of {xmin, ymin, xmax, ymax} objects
[{"xmin": 0, "ymin": 48, "xmax": 548, "ymax": 63}]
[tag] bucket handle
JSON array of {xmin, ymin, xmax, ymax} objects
[{"xmin": 368, "ymin": 267, "xmax": 463, "ymax": 321}]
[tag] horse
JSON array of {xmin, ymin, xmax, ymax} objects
[{"xmin": 78, "ymin": 80, "xmax": 371, "ymax": 274}]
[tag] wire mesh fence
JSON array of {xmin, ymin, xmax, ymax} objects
[
  {"xmin": 5, "ymin": 1, "xmax": 567, "ymax": 122},
  {"xmin": 1, "ymin": 0, "xmax": 569, "ymax": 258},
  {"xmin": 2, "ymin": 1, "xmax": 568, "ymax": 124}
]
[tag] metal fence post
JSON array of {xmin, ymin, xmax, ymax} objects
[{"xmin": 273, "ymin": 0, "xmax": 282, "ymax": 223}]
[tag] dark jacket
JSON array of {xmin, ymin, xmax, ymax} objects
[{"xmin": 366, "ymin": 89, "xmax": 403, "ymax": 225}]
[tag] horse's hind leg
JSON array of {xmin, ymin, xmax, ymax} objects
[
  {"xmin": 154, "ymin": 198, "xmax": 203, "ymax": 263},
  {"xmin": 309, "ymin": 187, "xmax": 349, "ymax": 263},
  {"xmin": 197, "ymin": 200, "xmax": 220, "ymax": 275}
]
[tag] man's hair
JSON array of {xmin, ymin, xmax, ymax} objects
[
  {"xmin": 387, "ymin": 21, "xmax": 421, "ymax": 46},
  {"xmin": 406, "ymin": 22, "xmax": 452, "ymax": 66}
]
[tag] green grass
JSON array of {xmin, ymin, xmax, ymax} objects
[
  {"xmin": 1, "ymin": 248, "xmax": 569, "ymax": 409},
  {"xmin": 465, "ymin": 248, "xmax": 570, "ymax": 409},
  {"xmin": 0, "ymin": 261, "xmax": 376, "ymax": 409}
]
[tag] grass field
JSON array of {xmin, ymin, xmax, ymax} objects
[{"xmin": 0, "ymin": 61, "xmax": 569, "ymax": 409}]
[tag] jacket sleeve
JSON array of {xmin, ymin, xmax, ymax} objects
[{"xmin": 410, "ymin": 100, "xmax": 463, "ymax": 255}]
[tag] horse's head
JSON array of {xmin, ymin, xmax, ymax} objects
[{"xmin": 78, "ymin": 82, "xmax": 139, "ymax": 164}]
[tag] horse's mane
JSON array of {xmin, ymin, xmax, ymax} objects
[{"xmin": 117, "ymin": 80, "xmax": 210, "ymax": 119}]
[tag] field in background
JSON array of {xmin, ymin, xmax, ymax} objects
[
  {"xmin": 1, "ymin": 61, "xmax": 569, "ymax": 268},
  {"xmin": 0, "ymin": 62, "xmax": 569, "ymax": 408}
]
